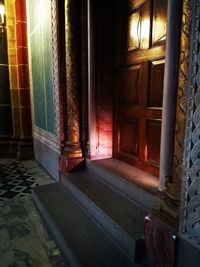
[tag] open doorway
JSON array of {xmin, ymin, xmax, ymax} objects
[{"xmin": 87, "ymin": 0, "xmax": 179, "ymax": 193}]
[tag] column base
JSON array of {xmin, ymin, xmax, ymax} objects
[
  {"xmin": 153, "ymin": 182, "xmax": 180, "ymax": 230},
  {"xmin": 59, "ymin": 155, "xmax": 84, "ymax": 173}
]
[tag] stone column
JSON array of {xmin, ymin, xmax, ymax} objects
[
  {"xmin": 61, "ymin": 0, "xmax": 83, "ymax": 172},
  {"xmin": 159, "ymin": 0, "xmax": 182, "ymax": 191},
  {"xmin": 153, "ymin": 0, "xmax": 192, "ymax": 230}
]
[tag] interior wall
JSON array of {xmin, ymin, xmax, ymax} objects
[
  {"xmin": 27, "ymin": 0, "xmax": 55, "ymax": 133},
  {"xmin": 27, "ymin": 0, "xmax": 60, "ymax": 180},
  {"xmin": 0, "ymin": 0, "xmax": 13, "ymax": 138},
  {"xmin": 0, "ymin": 0, "xmax": 32, "ymax": 158}
]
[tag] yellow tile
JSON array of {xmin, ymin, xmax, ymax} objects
[
  {"xmin": 11, "ymin": 89, "xmax": 19, "ymax": 107},
  {"xmin": 9, "ymin": 66, "xmax": 18, "ymax": 89},
  {"xmin": 7, "ymin": 39, "xmax": 16, "ymax": 49},
  {"xmin": 7, "ymin": 24, "xmax": 16, "ymax": 40},
  {"xmin": 5, "ymin": 1, "xmax": 15, "ymax": 19},
  {"xmin": 6, "ymin": 17, "xmax": 15, "ymax": 26},
  {"xmin": 8, "ymin": 49, "xmax": 17, "ymax": 65}
]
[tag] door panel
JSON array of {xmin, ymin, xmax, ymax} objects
[
  {"xmin": 146, "ymin": 119, "xmax": 162, "ymax": 167},
  {"xmin": 119, "ymin": 118, "xmax": 139, "ymax": 157},
  {"xmin": 120, "ymin": 65, "xmax": 141, "ymax": 105},
  {"xmin": 152, "ymin": 0, "xmax": 168, "ymax": 45},
  {"xmin": 114, "ymin": 0, "xmax": 167, "ymax": 176},
  {"xmin": 149, "ymin": 59, "xmax": 165, "ymax": 107}
]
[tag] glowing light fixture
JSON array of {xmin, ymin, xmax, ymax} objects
[{"xmin": 0, "ymin": 2, "xmax": 5, "ymax": 33}]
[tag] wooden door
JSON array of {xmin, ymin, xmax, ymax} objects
[{"xmin": 113, "ymin": 0, "xmax": 167, "ymax": 176}]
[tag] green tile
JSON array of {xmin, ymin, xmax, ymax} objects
[
  {"xmin": 30, "ymin": 28, "xmax": 46, "ymax": 129},
  {"xmin": 27, "ymin": 0, "xmax": 42, "ymax": 34},
  {"xmin": 28, "ymin": 0, "xmax": 56, "ymax": 134},
  {"xmin": 43, "ymin": 9, "xmax": 55, "ymax": 134}
]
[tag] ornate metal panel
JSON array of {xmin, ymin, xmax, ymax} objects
[{"xmin": 180, "ymin": 0, "xmax": 200, "ymax": 249}]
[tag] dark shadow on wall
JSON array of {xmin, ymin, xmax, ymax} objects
[{"xmin": 0, "ymin": 20, "xmax": 13, "ymax": 136}]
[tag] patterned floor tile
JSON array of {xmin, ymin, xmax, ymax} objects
[
  {"xmin": 0, "ymin": 159, "xmax": 54, "ymax": 201},
  {"xmin": 0, "ymin": 159, "xmax": 68, "ymax": 267}
]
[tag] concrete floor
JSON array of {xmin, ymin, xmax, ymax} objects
[{"xmin": 0, "ymin": 159, "xmax": 69, "ymax": 267}]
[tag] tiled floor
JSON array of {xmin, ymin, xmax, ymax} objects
[{"xmin": 0, "ymin": 159, "xmax": 69, "ymax": 267}]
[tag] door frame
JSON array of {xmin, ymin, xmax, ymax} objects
[{"xmin": 86, "ymin": 0, "xmax": 182, "ymax": 190}]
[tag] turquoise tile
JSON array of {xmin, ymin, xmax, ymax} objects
[
  {"xmin": 30, "ymin": 28, "xmax": 46, "ymax": 129},
  {"xmin": 27, "ymin": 0, "xmax": 42, "ymax": 34},
  {"xmin": 43, "ymin": 9, "xmax": 55, "ymax": 134},
  {"xmin": 28, "ymin": 0, "xmax": 55, "ymax": 134}
]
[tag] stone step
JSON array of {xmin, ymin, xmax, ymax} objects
[
  {"xmin": 86, "ymin": 159, "xmax": 160, "ymax": 211},
  {"xmin": 32, "ymin": 183, "xmax": 133, "ymax": 267},
  {"xmin": 61, "ymin": 169, "xmax": 148, "ymax": 261}
]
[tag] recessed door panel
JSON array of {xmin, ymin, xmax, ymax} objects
[
  {"xmin": 120, "ymin": 65, "xmax": 141, "ymax": 105},
  {"xmin": 146, "ymin": 119, "xmax": 161, "ymax": 167},
  {"xmin": 148, "ymin": 59, "xmax": 165, "ymax": 107},
  {"xmin": 119, "ymin": 118, "xmax": 139, "ymax": 157},
  {"xmin": 152, "ymin": 0, "xmax": 168, "ymax": 45}
]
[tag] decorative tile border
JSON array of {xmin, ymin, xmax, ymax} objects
[{"xmin": 180, "ymin": 0, "xmax": 200, "ymax": 249}]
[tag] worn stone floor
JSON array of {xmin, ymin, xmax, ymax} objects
[{"xmin": 0, "ymin": 159, "xmax": 69, "ymax": 267}]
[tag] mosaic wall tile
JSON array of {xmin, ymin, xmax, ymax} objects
[
  {"xmin": 19, "ymin": 89, "xmax": 30, "ymax": 106},
  {"xmin": 8, "ymin": 48, "xmax": 17, "ymax": 65},
  {"xmin": 10, "ymin": 89, "xmax": 19, "ymax": 106},
  {"xmin": 9, "ymin": 65, "xmax": 18, "ymax": 89},
  {"xmin": 27, "ymin": 0, "xmax": 41, "ymax": 34},
  {"xmin": 43, "ymin": 19, "xmax": 55, "ymax": 134},
  {"xmin": 5, "ymin": 1, "xmax": 15, "ymax": 20},
  {"xmin": 17, "ymin": 47, "xmax": 28, "ymax": 65},
  {"xmin": 16, "ymin": 22, "xmax": 27, "ymax": 47},
  {"xmin": 12, "ymin": 106, "xmax": 20, "ymax": 136},
  {"xmin": 20, "ymin": 107, "xmax": 32, "ymax": 136},
  {"xmin": 6, "ymin": 26, "xmax": 16, "ymax": 49},
  {"xmin": 31, "ymin": 30, "xmax": 46, "ymax": 129},
  {"xmin": 18, "ymin": 64, "xmax": 29, "ymax": 89},
  {"xmin": 15, "ymin": 0, "xmax": 27, "ymax": 22},
  {"xmin": 7, "ymin": 24, "xmax": 16, "ymax": 41},
  {"xmin": 28, "ymin": 0, "xmax": 55, "ymax": 134}
]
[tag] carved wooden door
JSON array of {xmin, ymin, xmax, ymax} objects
[{"xmin": 113, "ymin": 0, "xmax": 167, "ymax": 176}]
